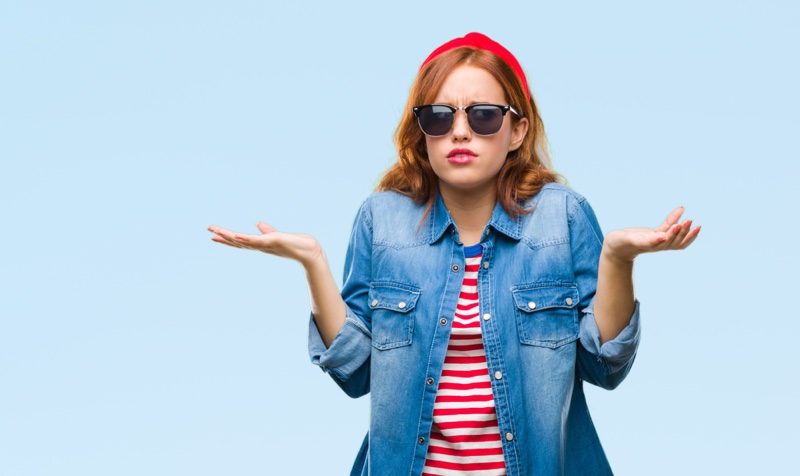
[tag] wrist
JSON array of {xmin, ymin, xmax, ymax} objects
[
  {"xmin": 600, "ymin": 243, "xmax": 636, "ymax": 266},
  {"xmin": 301, "ymin": 247, "xmax": 328, "ymax": 272}
]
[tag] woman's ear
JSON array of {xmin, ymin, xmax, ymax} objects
[{"xmin": 508, "ymin": 117, "xmax": 529, "ymax": 152}]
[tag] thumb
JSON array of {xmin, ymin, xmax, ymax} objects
[{"xmin": 256, "ymin": 222, "xmax": 276, "ymax": 234}]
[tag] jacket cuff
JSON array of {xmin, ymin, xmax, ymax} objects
[
  {"xmin": 579, "ymin": 300, "xmax": 641, "ymax": 374},
  {"xmin": 308, "ymin": 306, "xmax": 372, "ymax": 382}
]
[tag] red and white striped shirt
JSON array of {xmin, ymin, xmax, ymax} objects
[{"xmin": 422, "ymin": 247, "xmax": 506, "ymax": 476}]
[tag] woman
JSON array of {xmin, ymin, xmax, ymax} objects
[{"xmin": 209, "ymin": 33, "xmax": 699, "ymax": 476}]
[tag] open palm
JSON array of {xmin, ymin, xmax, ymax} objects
[
  {"xmin": 603, "ymin": 207, "xmax": 700, "ymax": 262},
  {"xmin": 208, "ymin": 222, "xmax": 323, "ymax": 267}
]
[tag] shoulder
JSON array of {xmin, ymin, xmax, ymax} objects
[
  {"xmin": 528, "ymin": 182, "xmax": 588, "ymax": 208},
  {"xmin": 363, "ymin": 190, "xmax": 420, "ymax": 210},
  {"xmin": 515, "ymin": 183, "xmax": 601, "ymax": 246},
  {"xmin": 359, "ymin": 191, "xmax": 423, "ymax": 221},
  {"xmin": 517, "ymin": 182, "xmax": 592, "ymax": 220},
  {"xmin": 527, "ymin": 182, "xmax": 598, "ymax": 222},
  {"xmin": 357, "ymin": 191, "xmax": 430, "ymax": 247}
]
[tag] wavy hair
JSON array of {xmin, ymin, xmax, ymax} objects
[{"xmin": 378, "ymin": 46, "xmax": 560, "ymax": 218}]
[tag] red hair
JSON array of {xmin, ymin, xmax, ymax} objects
[{"xmin": 378, "ymin": 46, "xmax": 559, "ymax": 218}]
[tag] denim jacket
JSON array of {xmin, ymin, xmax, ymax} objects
[{"xmin": 308, "ymin": 183, "xmax": 641, "ymax": 476}]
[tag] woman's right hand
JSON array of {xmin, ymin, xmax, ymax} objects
[
  {"xmin": 209, "ymin": 221, "xmax": 346, "ymax": 346},
  {"xmin": 208, "ymin": 222, "xmax": 323, "ymax": 268}
]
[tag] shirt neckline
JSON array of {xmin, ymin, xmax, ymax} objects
[{"xmin": 464, "ymin": 243, "xmax": 482, "ymax": 257}]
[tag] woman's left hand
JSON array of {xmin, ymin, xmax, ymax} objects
[{"xmin": 602, "ymin": 207, "xmax": 701, "ymax": 263}]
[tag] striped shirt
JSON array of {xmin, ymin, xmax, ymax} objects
[{"xmin": 422, "ymin": 244, "xmax": 506, "ymax": 476}]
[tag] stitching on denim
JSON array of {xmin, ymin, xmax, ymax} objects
[
  {"xmin": 520, "ymin": 235, "xmax": 570, "ymax": 250},
  {"xmin": 368, "ymin": 283, "xmax": 420, "ymax": 350},
  {"xmin": 511, "ymin": 283, "xmax": 580, "ymax": 348},
  {"xmin": 490, "ymin": 220, "xmax": 522, "ymax": 241},
  {"xmin": 567, "ymin": 195, "xmax": 579, "ymax": 227},
  {"xmin": 360, "ymin": 201, "xmax": 373, "ymax": 230},
  {"xmin": 408, "ymin": 238, "xmax": 457, "ymax": 475},
  {"xmin": 427, "ymin": 194, "xmax": 453, "ymax": 245},
  {"xmin": 482, "ymin": 265, "xmax": 521, "ymax": 472},
  {"xmin": 568, "ymin": 195, "xmax": 604, "ymax": 246},
  {"xmin": 429, "ymin": 196, "xmax": 437, "ymax": 244},
  {"xmin": 373, "ymin": 239, "xmax": 429, "ymax": 250},
  {"xmin": 345, "ymin": 316, "xmax": 372, "ymax": 337},
  {"xmin": 510, "ymin": 281, "xmax": 578, "ymax": 292},
  {"xmin": 369, "ymin": 281, "xmax": 422, "ymax": 293}
]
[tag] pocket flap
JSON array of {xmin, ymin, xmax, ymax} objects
[
  {"xmin": 368, "ymin": 283, "xmax": 421, "ymax": 313},
  {"xmin": 511, "ymin": 284, "xmax": 579, "ymax": 312}
]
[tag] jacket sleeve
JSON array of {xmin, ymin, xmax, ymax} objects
[
  {"xmin": 308, "ymin": 201, "xmax": 374, "ymax": 398},
  {"xmin": 568, "ymin": 194, "xmax": 641, "ymax": 390}
]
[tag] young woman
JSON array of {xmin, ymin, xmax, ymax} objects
[{"xmin": 209, "ymin": 33, "xmax": 699, "ymax": 476}]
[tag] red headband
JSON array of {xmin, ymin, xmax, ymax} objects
[{"xmin": 420, "ymin": 32, "xmax": 530, "ymax": 100}]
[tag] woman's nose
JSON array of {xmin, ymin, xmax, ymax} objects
[{"xmin": 451, "ymin": 110, "xmax": 472, "ymax": 141}]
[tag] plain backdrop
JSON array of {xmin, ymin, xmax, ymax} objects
[{"xmin": 2, "ymin": 1, "xmax": 798, "ymax": 474}]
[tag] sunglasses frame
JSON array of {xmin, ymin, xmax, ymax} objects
[{"xmin": 412, "ymin": 103, "xmax": 520, "ymax": 137}]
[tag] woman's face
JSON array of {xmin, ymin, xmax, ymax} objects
[{"xmin": 425, "ymin": 65, "xmax": 528, "ymax": 201}]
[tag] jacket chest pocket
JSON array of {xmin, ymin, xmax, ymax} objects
[
  {"xmin": 368, "ymin": 283, "xmax": 420, "ymax": 350},
  {"xmin": 511, "ymin": 284, "xmax": 579, "ymax": 348}
]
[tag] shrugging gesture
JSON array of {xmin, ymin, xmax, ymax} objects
[
  {"xmin": 208, "ymin": 31, "xmax": 704, "ymax": 475},
  {"xmin": 208, "ymin": 222, "xmax": 322, "ymax": 265},
  {"xmin": 594, "ymin": 206, "xmax": 700, "ymax": 344},
  {"xmin": 208, "ymin": 222, "xmax": 346, "ymax": 347},
  {"xmin": 604, "ymin": 206, "xmax": 700, "ymax": 261}
]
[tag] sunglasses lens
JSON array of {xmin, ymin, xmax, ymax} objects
[
  {"xmin": 417, "ymin": 105, "xmax": 454, "ymax": 136},
  {"xmin": 467, "ymin": 105, "xmax": 505, "ymax": 135}
]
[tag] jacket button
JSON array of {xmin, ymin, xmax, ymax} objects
[
  {"xmin": 528, "ymin": 301, "xmax": 536, "ymax": 310},
  {"xmin": 505, "ymin": 432, "xmax": 514, "ymax": 441},
  {"xmin": 494, "ymin": 371, "xmax": 503, "ymax": 380},
  {"xmin": 398, "ymin": 301, "xmax": 406, "ymax": 309},
  {"xmin": 485, "ymin": 229, "xmax": 490, "ymax": 236},
  {"xmin": 483, "ymin": 313, "xmax": 491, "ymax": 321},
  {"xmin": 483, "ymin": 261, "xmax": 489, "ymax": 269},
  {"xmin": 426, "ymin": 377, "xmax": 434, "ymax": 385},
  {"xmin": 371, "ymin": 299, "xmax": 378, "ymax": 307},
  {"xmin": 440, "ymin": 318, "xmax": 447, "ymax": 326},
  {"xmin": 565, "ymin": 297, "xmax": 573, "ymax": 306},
  {"xmin": 418, "ymin": 436, "xmax": 425, "ymax": 444},
  {"xmin": 452, "ymin": 264, "xmax": 459, "ymax": 272}
]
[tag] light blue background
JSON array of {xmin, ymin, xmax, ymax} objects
[{"xmin": 2, "ymin": 1, "xmax": 798, "ymax": 474}]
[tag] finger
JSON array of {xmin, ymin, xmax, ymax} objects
[
  {"xmin": 212, "ymin": 226, "xmax": 238, "ymax": 241},
  {"xmin": 657, "ymin": 223, "xmax": 683, "ymax": 249},
  {"xmin": 656, "ymin": 207, "xmax": 685, "ymax": 232},
  {"xmin": 666, "ymin": 220, "xmax": 692, "ymax": 249},
  {"xmin": 646, "ymin": 231, "xmax": 670, "ymax": 248},
  {"xmin": 211, "ymin": 227, "xmax": 251, "ymax": 248},
  {"xmin": 209, "ymin": 225, "xmax": 238, "ymax": 239},
  {"xmin": 211, "ymin": 236, "xmax": 245, "ymax": 249},
  {"xmin": 676, "ymin": 225, "xmax": 701, "ymax": 250},
  {"xmin": 256, "ymin": 222, "xmax": 276, "ymax": 234}
]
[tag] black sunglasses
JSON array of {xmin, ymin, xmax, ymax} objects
[{"xmin": 412, "ymin": 104, "xmax": 520, "ymax": 137}]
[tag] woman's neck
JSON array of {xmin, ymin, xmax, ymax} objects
[{"xmin": 439, "ymin": 184, "xmax": 496, "ymax": 246}]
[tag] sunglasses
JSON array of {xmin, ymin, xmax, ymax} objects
[{"xmin": 412, "ymin": 104, "xmax": 520, "ymax": 137}]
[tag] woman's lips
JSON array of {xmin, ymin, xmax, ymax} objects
[{"xmin": 447, "ymin": 148, "xmax": 477, "ymax": 164}]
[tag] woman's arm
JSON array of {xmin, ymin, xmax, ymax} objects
[
  {"xmin": 593, "ymin": 207, "xmax": 700, "ymax": 344},
  {"xmin": 208, "ymin": 222, "xmax": 346, "ymax": 347}
]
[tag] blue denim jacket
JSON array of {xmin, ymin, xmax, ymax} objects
[{"xmin": 308, "ymin": 183, "xmax": 641, "ymax": 476}]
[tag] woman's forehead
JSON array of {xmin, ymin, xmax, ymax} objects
[{"xmin": 432, "ymin": 65, "xmax": 506, "ymax": 104}]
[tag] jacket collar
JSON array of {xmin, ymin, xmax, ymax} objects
[{"xmin": 427, "ymin": 193, "xmax": 523, "ymax": 244}]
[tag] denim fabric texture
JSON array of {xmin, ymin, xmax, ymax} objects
[{"xmin": 308, "ymin": 183, "xmax": 641, "ymax": 476}]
